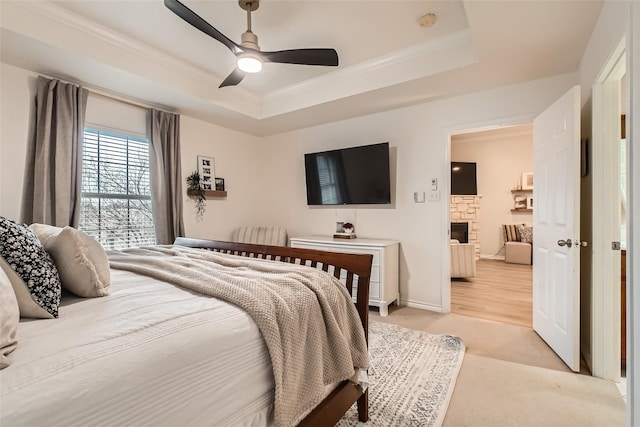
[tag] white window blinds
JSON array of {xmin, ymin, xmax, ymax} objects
[{"xmin": 79, "ymin": 128, "xmax": 156, "ymax": 249}]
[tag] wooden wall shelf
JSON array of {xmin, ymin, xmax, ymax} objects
[
  {"xmin": 512, "ymin": 189, "xmax": 533, "ymax": 211},
  {"xmin": 187, "ymin": 189, "xmax": 227, "ymax": 198}
]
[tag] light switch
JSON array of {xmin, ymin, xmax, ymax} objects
[
  {"xmin": 431, "ymin": 178, "xmax": 438, "ymax": 191},
  {"xmin": 428, "ymin": 190, "xmax": 440, "ymax": 202},
  {"xmin": 414, "ymin": 192, "xmax": 425, "ymax": 203}
]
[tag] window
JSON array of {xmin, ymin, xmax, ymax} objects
[{"xmin": 79, "ymin": 128, "xmax": 156, "ymax": 249}]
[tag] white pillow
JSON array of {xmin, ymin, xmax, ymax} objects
[
  {"xmin": 29, "ymin": 224, "xmax": 110, "ymax": 298},
  {"xmin": 0, "ymin": 266, "xmax": 19, "ymax": 369}
]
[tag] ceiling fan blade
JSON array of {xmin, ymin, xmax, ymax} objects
[
  {"xmin": 219, "ymin": 69, "xmax": 246, "ymax": 88},
  {"xmin": 164, "ymin": 0, "xmax": 241, "ymax": 55},
  {"xmin": 261, "ymin": 49, "xmax": 339, "ymax": 67}
]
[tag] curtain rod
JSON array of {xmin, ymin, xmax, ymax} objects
[{"xmin": 37, "ymin": 72, "xmax": 176, "ymax": 114}]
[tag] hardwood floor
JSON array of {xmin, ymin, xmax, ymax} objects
[{"xmin": 451, "ymin": 259, "xmax": 532, "ymax": 327}]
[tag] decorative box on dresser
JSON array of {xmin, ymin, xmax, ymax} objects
[{"xmin": 290, "ymin": 236, "xmax": 399, "ymax": 316}]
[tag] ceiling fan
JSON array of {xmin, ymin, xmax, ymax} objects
[{"xmin": 164, "ymin": 0, "xmax": 339, "ymax": 88}]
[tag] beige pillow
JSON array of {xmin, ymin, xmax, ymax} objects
[
  {"xmin": 29, "ymin": 224, "xmax": 110, "ymax": 298},
  {"xmin": 0, "ymin": 265, "xmax": 19, "ymax": 369},
  {"xmin": 0, "ymin": 257, "xmax": 53, "ymax": 318}
]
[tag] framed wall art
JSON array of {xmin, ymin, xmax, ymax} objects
[
  {"xmin": 197, "ymin": 155, "xmax": 215, "ymax": 191},
  {"xmin": 521, "ymin": 172, "xmax": 533, "ymax": 190}
]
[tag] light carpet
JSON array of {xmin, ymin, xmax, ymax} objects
[{"xmin": 338, "ymin": 320, "xmax": 465, "ymax": 426}]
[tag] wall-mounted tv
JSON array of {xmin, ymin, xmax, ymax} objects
[
  {"xmin": 451, "ymin": 161, "xmax": 477, "ymax": 195},
  {"xmin": 304, "ymin": 142, "xmax": 391, "ymax": 205}
]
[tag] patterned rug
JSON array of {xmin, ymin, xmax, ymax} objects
[{"xmin": 337, "ymin": 320, "xmax": 465, "ymax": 427}]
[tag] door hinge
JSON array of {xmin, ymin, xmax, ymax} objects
[{"xmin": 612, "ymin": 241, "xmax": 621, "ymax": 250}]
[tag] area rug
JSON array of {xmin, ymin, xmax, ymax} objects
[{"xmin": 337, "ymin": 320, "xmax": 465, "ymax": 427}]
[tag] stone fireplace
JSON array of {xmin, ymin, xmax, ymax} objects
[
  {"xmin": 450, "ymin": 195, "xmax": 481, "ymax": 260},
  {"xmin": 451, "ymin": 222, "xmax": 469, "ymax": 243}
]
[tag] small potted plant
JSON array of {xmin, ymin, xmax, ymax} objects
[{"xmin": 186, "ymin": 171, "xmax": 206, "ymax": 219}]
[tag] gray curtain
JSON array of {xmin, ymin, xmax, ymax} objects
[
  {"xmin": 22, "ymin": 76, "xmax": 88, "ymax": 227},
  {"xmin": 149, "ymin": 108, "xmax": 185, "ymax": 244}
]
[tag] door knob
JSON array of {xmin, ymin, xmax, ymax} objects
[
  {"xmin": 557, "ymin": 239, "xmax": 587, "ymax": 248},
  {"xmin": 557, "ymin": 239, "xmax": 573, "ymax": 248}
]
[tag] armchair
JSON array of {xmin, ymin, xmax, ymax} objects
[
  {"xmin": 503, "ymin": 224, "xmax": 533, "ymax": 265},
  {"xmin": 450, "ymin": 239, "xmax": 476, "ymax": 278}
]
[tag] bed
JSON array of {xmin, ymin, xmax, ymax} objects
[{"xmin": 0, "ymin": 230, "xmax": 372, "ymax": 427}]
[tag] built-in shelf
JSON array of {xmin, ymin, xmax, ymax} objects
[
  {"xmin": 512, "ymin": 188, "xmax": 533, "ymax": 211},
  {"xmin": 187, "ymin": 189, "xmax": 227, "ymax": 197}
]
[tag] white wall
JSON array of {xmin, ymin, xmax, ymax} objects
[
  {"xmin": 259, "ymin": 73, "xmax": 576, "ymax": 311},
  {"xmin": 179, "ymin": 115, "xmax": 265, "ymax": 240},
  {"xmin": 0, "ymin": 63, "xmax": 36, "ymax": 221},
  {"xmin": 451, "ymin": 126, "xmax": 533, "ymax": 258},
  {"xmin": 0, "ymin": 62, "xmax": 264, "ymax": 243},
  {"xmin": 579, "ymin": 1, "xmax": 630, "ymax": 105},
  {"xmin": 0, "ymin": 60, "xmax": 577, "ymax": 311}
]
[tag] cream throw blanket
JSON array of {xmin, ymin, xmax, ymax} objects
[{"xmin": 108, "ymin": 246, "xmax": 369, "ymax": 427}]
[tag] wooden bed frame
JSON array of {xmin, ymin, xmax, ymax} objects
[{"xmin": 174, "ymin": 237, "xmax": 372, "ymax": 426}]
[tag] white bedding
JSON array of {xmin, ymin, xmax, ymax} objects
[{"xmin": 0, "ymin": 269, "xmax": 277, "ymax": 426}]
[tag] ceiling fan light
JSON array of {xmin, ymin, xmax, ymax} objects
[{"xmin": 237, "ymin": 54, "xmax": 262, "ymax": 73}]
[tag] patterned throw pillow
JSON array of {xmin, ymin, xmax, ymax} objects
[
  {"xmin": 0, "ymin": 217, "xmax": 61, "ymax": 318},
  {"xmin": 518, "ymin": 225, "xmax": 533, "ymax": 244}
]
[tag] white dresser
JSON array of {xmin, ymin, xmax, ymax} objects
[{"xmin": 289, "ymin": 236, "xmax": 399, "ymax": 316}]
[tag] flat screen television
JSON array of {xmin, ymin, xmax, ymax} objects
[
  {"xmin": 451, "ymin": 162, "xmax": 477, "ymax": 195},
  {"xmin": 304, "ymin": 142, "xmax": 391, "ymax": 205}
]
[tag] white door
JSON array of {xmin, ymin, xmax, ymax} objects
[{"xmin": 533, "ymin": 86, "xmax": 581, "ymax": 371}]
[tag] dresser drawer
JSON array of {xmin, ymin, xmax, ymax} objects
[
  {"xmin": 338, "ymin": 268, "xmax": 379, "ymax": 288},
  {"xmin": 369, "ymin": 265, "xmax": 380, "ymax": 283},
  {"xmin": 369, "ymin": 280, "xmax": 380, "ymax": 299},
  {"xmin": 290, "ymin": 236, "xmax": 399, "ymax": 317},
  {"xmin": 292, "ymin": 241, "xmax": 380, "ymax": 266},
  {"xmin": 352, "ymin": 280, "xmax": 380, "ymax": 301},
  {"xmin": 337, "ymin": 247, "xmax": 381, "ymax": 267}
]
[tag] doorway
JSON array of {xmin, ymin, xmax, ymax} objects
[
  {"xmin": 590, "ymin": 38, "xmax": 626, "ymax": 382},
  {"xmin": 449, "ymin": 125, "xmax": 534, "ymax": 327}
]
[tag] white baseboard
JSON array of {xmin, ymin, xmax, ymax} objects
[{"xmin": 399, "ymin": 299, "xmax": 447, "ymax": 313}]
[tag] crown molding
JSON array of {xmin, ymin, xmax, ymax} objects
[
  {"xmin": 2, "ymin": 1, "xmax": 478, "ymax": 122},
  {"xmin": 2, "ymin": 1, "xmax": 212, "ymax": 83},
  {"xmin": 265, "ymin": 29, "xmax": 474, "ymax": 101},
  {"xmin": 1, "ymin": 0, "xmax": 261, "ymax": 116},
  {"xmin": 260, "ymin": 29, "xmax": 477, "ymax": 118}
]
